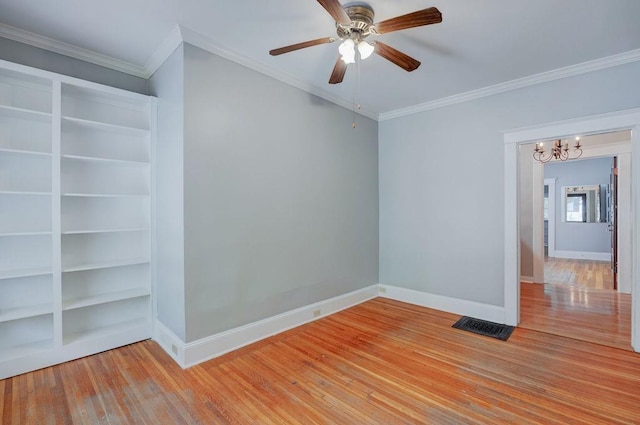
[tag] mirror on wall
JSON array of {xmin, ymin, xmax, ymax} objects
[{"xmin": 562, "ymin": 185, "xmax": 608, "ymax": 223}]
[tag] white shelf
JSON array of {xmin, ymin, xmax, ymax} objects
[
  {"xmin": 61, "ymin": 116, "xmax": 149, "ymax": 137},
  {"xmin": 62, "ymin": 258, "xmax": 150, "ymax": 273},
  {"xmin": 61, "ymin": 154, "xmax": 149, "ymax": 167},
  {"xmin": 0, "ymin": 338, "xmax": 53, "ymax": 363},
  {"xmin": 62, "ymin": 228, "xmax": 147, "ymax": 235},
  {"xmin": 63, "ymin": 319, "xmax": 150, "ymax": 346},
  {"xmin": 0, "ymin": 231, "xmax": 51, "ymax": 237},
  {"xmin": 0, "ymin": 267, "xmax": 52, "ymax": 280},
  {"xmin": 61, "ymin": 192, "xmax": 149, "ymax": 198},
  {"xmin": 0, "ymin": 147, "xmax": 51, "ymax": 157},
  {"xmin": 0, "ymin": 303, "xmax": 53, "ymax": 323},
  {"xmin": 0, "ymin": 104, "xmax": 51, "ymax": 121},
  {"xmin": 63, "ymin": 288, "xmax": 150, "ymax": 311},
  {"xmin": 0, "ymin": 190, "xmax": 51, "ymax": 196}
]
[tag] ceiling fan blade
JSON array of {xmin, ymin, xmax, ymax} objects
[
  {"xmin": 374, "ymin": 42, "xmax": 421, "ymax": 72},
  {"xmin": 329, "ymin": 57, "xmax": 347, "ymax": 84},
  {"xmin": 374, "ymin": 7, "xmax": 442, "ymax": 34},
  {"xmin": 269, "ymin": 37, "xmax": 335, "ymax": 56},
  {"xmin": 317, "ymin": 0, "xmax": 351, "ymax": 26}
]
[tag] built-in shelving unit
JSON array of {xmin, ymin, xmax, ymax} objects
[
  {"xmin": 0, "ymin": 66, "xmax": 55, "ymax": 369},
  {"xmin": 0, "ymin": 59, "xmax": 155, "ymax": 379}
]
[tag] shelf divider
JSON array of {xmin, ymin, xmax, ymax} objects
[
  {"xmin": 0, "ymin": 104, "xmax": 52, "ymax": 121},
  {"xmin": 0, "ymin": 148, "xmax": 52, "ymax": 157},
  {"xmin": 0, "ymin": 267, "xmax": 53, "ymax": 280},
  {"xmin": 61, "ymin": 154, "xmax": 149, "ymax": 167},
  {"xmin": 61, "ymin": 193, "xmax": 149, "ymax": 198},
  {"xmin": 62, "ymin": 258, "xmax": 150, "ymax": 273},
  {"xmin": 61, "ymin": 115, "xmax": 149, "ymax": 136},
  {"xmin": 63, "ymin": 288, "xmax": 150, "ymax": 311},
  {"xmin": 0, "ymin": 304, "xmax": 54, "ymax": 323},
  {"xmin": 61, "ymin": 228, "xmax": 147, "ymax": 235}
]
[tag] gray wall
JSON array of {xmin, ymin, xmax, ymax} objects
[
  {"xmin": 379, "ymin": 61, "xmax": 640, "ymax": 307},
  {"xmin": 182, "ymin": 44, "xmax": 379, "ymax": 342},
  {"xmin": 0, "ymin": 37, "xmax": 147, "ymax": 94},
  {"xmin": 147, "ymin": 45, "xmax": 186, "ymax": 340},
  {"xmin": 545, "ymin": 157, "xmax": 612, "ymax": 253}
]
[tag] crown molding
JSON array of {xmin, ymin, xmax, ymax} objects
[
  {"xmin": 379, "ymin": 48, "xmax": 640, "ymax": 121},
  {"xmin": 0, "ymin": 23, "xmax": 147, "ymax": 78},
  {"xmin": 143, "ymin": 25, "xmax": 183, "ymax": 78}
]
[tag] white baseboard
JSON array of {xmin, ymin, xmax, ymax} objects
[
  {"xmin": 153, "ymin": 321, "xmax": 186, "ymax": 366},
  {"xmin": 379, "ymin": 285, "xmax": 506, "ymax": 324},
  {"xmin": 154, "ymin": 285, "xmax": 379, "ymax": 368},
  {"xmin": 553, "ymin": 250, "xmax": 611, "ymax": 261},
  {"xmin": 155, "ymin": 284, "xmax": 510, "ymax": 368},
  {"xmin": 520, "ymin": 276, "xmax": 534, "ymax": 283}
]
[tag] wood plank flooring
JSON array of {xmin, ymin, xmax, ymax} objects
[
  {"xmin": 544, "ymin": 257, "xmax": 613, "ymax": 290},
  {"xmin": 2, "ymin": 298, "xmax": 640, "ymax": 424},
  {"xmin": 520, "ymin": 282, "xmax": 632, "ymax": 351}
]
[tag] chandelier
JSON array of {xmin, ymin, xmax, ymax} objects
[{"xmin": 533, "ymin": 137, "xmax": 583, "ymax": 163}]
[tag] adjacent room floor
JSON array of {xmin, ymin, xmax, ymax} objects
[
  {"xmin": 543, "ymin": 257, "xmax": 613, "ymax": 290},
  {"xmin": 521, "ymin": 257, "xmax": 630, "ymax": 351},
  {"xmin": 2, "ymin": 298, "xmax": 639, "ymax": 424},
  {"xmin": 519, "ymin": 281, "xmax": 631, "ymax": 351}
]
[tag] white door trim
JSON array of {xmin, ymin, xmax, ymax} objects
[
  {"xmin": 532, "ymin": 162, "xmax": 544, "ymax": 283},
  {"xmin": 503, "ymin": 107, "xmax": 640, "ymax": 352}
]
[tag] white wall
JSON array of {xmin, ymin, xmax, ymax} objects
[
  {"xmin": 182, "ymin": 44, "xmax": 379, "ymax": 342},
  {"xmin": 379, "ymin": 61, "xmax": 640, "ymax": 307},
  {"xmin": 147, "ymin": 46, "xmax": 186, "ymax": 340}
]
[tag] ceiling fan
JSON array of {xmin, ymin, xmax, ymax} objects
[{"xmin": 269, "ymin": 0, "xmax": 442, "ymax": 84}]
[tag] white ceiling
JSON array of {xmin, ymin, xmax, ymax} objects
[{"xmin": 1, "ymin": 0, "xmax": 640, "ymax": 117}]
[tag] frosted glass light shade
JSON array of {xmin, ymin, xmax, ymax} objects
[
  {"xmin": 339, "ymin": 39, "xmax": 355, "ymax": 64},
  {"xmin": 358, "ymin": 41, "xmax": 374, "ymax": 60}
]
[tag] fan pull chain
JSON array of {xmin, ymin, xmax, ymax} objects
[{"xmin": 352, "ymin": 50, "xmax": 362, "ymax": 129}]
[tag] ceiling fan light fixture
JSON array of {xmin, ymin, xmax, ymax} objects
[
  {"xmin": 357, "ymin": 40, "xmax": 374, "ymax": 60},
  {"xmin": 269, "ymin": 1, "xmax": 443, "ymax": 85},
  {"xmin": 339, "ymin": 38, "xmax": 356, "ymax": 63}
]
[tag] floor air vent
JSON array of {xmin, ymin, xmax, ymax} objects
[{"xmin": 452, "ymin": 317, "xmax": 514, "ymax": 341}]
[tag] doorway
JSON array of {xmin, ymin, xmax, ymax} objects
[
  {"xmin": 502, "ymin": 108, "xmax": 640, "ymax": 352},
  {"xmin": 541, "ymin": 154, "xmax": 618, "ymax": 291},
  {"xmin": 520, "ymin": 137, "xmax": 631, "ymax": 349}
]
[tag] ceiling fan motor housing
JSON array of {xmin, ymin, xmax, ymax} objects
[{"xmin": 336, "ymin": 2, "xmax": 375, "ymax": 40}]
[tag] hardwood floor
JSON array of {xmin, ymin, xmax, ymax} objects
[
  {"xmin": 2, "ymin": 298, "xmax": 640, "ymax": 424},
  {"xmin": 544, "ymin": 257, "xmax": 613, "ymax": 290},
  {"xmin": 520, "ymin": 282, "xmax": 632, "ymax": 351}
]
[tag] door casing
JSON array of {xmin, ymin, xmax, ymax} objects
[{"xmin": 503, "ymin": 108, "xmax": 640, "ymax": 352}]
